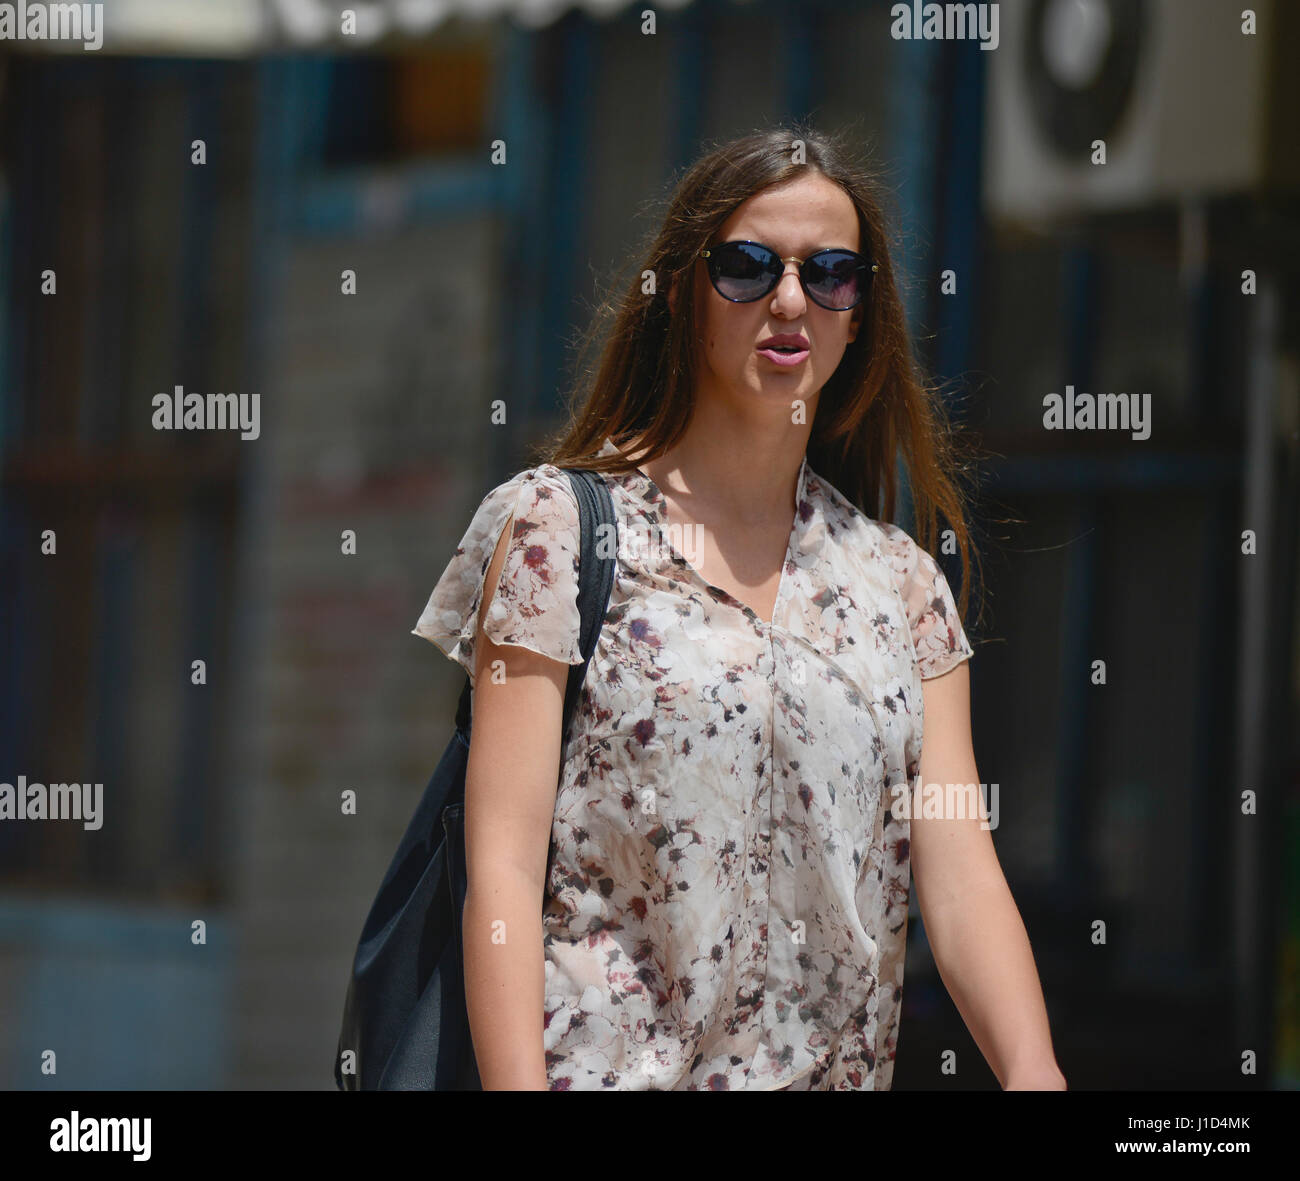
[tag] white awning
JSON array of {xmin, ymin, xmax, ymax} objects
[{"xmin": 2, "ymin": 0, "xmax": 705, "ymax": 54}]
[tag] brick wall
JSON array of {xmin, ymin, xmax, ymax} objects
[{"xmin": 226, "ymin": 214, "xmax": 502, "ymax": 1088}]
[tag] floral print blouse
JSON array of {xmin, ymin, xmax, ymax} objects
[{"xmin": 412, "ymin": 436, "xmax": 973, "ymax": 1090}]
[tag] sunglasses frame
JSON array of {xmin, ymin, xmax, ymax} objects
[{"xmin": 699, "ymin": 239, "xmax": 879, "ymax": 311}]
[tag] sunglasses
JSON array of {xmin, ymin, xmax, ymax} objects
[{"xmin": 700, "ymin": 240, "xmax": 877, "ymax": 311}]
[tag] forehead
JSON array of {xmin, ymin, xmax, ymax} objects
[{"xmin": 718, "ymin": 173, "xmax": 860, "ymax": 253}]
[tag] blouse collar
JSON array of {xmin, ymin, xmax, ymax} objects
[{"xmin": 594, "ymin": 435, "xmax": 830, "ymax": 630}]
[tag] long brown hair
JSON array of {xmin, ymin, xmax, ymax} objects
[{"xmin": 530, "ymin": 123, "xmax": 980, "ymax": 623}]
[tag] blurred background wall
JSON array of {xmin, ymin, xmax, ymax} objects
[{"xmin": 0, "ymin": 0, "xmax": 1296, "ymax": 1089}]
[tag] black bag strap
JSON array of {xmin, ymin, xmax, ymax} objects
[{"xmin": 453, "ymin": 467, "xmax": 616, "ymax": 745}]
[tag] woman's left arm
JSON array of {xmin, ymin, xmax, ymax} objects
[{"xmin": 910, "ymin": 660, "xmax": 1067, "ymax": 1090}]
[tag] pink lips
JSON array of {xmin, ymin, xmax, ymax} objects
[{"xmin": 757, "ymin": 334, "xmax": 809, "ymax": 367}]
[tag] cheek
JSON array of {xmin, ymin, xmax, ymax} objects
[
  {"xmin": 812, "ymin": 327, "xmax": 852, "ymax": 382},
  {"xmin": 698, "ymin": 301, "xmax": 725, "ymax": 361}
]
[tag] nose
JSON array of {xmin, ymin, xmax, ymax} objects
[{"xmin": 771, "ymin": 261, "xmax": 806, "ymax": 311}]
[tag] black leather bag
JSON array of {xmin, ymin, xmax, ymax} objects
[{"xmin": 334, "ymin": 467, "xmax": 617, "ymax": 1090}]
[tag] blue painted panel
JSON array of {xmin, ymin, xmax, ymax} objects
[
  {"xmin": 887, "ymin": 32, "xmax": 940, "ymax": 534},
  {"xmin": 293, "ymin": 157, "xmax": 499, "ymax": 237},
  {"xmin": 934, "ymin": 43, "xmax": 986, "ymax": 401},
  {"xmin": 669, "ymin": 4, "xmax": 706, "ymax": 169},
  {"xmin": 0, "ymin": 897, "xmax": 232, "ymax": 1089}
]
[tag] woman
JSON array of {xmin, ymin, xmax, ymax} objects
[{"xmin": 413, "ymin": 127, "xmax": 1066, "ymax": 1091}]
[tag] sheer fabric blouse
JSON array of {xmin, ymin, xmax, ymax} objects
[{"xmin": 412, "ymin": 437, "xmax": 973, "ymax": 1090}]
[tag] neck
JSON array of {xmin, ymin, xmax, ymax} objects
[{"xmin": 627, "ymin": 408, "xmax": 808, "ymax": 527}]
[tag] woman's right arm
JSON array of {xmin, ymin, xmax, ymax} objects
[{"xmin": 461, "ymin": 514, "xmax": 569, "ymax": 1091}]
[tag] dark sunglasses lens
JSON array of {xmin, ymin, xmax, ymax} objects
[
  {"xmin": 708, "ymin": 242, "xmax": 778, "ymax": 301},
  {"xmin": 805, "ymin": 251, "xmax": 867, "ymax": 309}
]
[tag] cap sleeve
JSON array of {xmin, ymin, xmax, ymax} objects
[
  {"xmin": 411, "ymin": 465, "xmax": 584, "ymax": 679},
  {"xmin": 879, "ymin": 522, "xmax": 973, "ymax": 680}
]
